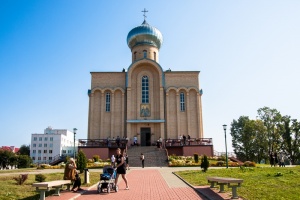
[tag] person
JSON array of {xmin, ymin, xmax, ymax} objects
[
  {"xmin": 125, "ymin": 153, "xmax": 129, "ymax": 170},
  {"xmin": 114, "ymin": 148, "xmax": 129, "ymax": 190},
  {"xmin": 183, "ymin": 135, "xmax": 186, "ymax": 145},
  {"xmin": 178, "ymin": 135, "xmax": 183, "ymax": 145},
  {"xmin": 187, "ymin": 135, "xmax": 191, "ymax": 145},
  {"xmin": 274, "ymin": 152, "xmax": 278, "ymax": 166},
  {"xmin": 279, "ymin": 152, "xmax": 285, "ymax": 167},
  {"xmin": 63, "ymin": 158, "xmax": 77, "ymax": 181},
  {"xmin": 71, "ymin": 171, "xmax": 83, "ymax": 192},
  {"xmin": 133, "ymin": 136, "xmax": 138, "ymax": 146},
  {"xmin": 111, "ymin": 155, "xmax": 115, "ymax": 167},
  {"xmin": 140, "ymin": 153, "xmax": 145, "ymax": 168}
]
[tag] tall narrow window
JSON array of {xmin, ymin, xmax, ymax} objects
[
  {"xmin": 154, "ymin": 52, "xmax": 156, "ymax": 61},
  {"xmin": 134, "ymin": 52, "xmax": 137, "ymax": 60},
  {"xmin": 142, "ymin": 76, "xmax": 149, "ymax": 103},
  {"xmin": 180, "ymin": 92, "xmax": 185, "ymax": 111},
  {"xmin": 143, "ymin": 50, "xmax": 147, "ymax": 58},
  {"xmin": 106, "ymin": 92, "xmax": 111, "ymax": 112}
]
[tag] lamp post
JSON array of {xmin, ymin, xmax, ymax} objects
[
  {"xmin": 223, "ymin": 124, "xmax": 228, "ymax": 168},
  {"xmin": 73, "ymin": 128, "xmax": 77, "ymax": 159}
]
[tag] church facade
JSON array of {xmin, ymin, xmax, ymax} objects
[{"xmin": 87, "ymin": 18, "xmax": 204, "ymax": 146}]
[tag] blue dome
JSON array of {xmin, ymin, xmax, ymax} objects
[{"xmin": 127, "ymin": 20, "xmax": 163, "ymax": 50}]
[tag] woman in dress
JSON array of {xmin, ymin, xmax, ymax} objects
[{"xmin": 115, "ymin": 148, "xmax": 129, "ymax": 190}]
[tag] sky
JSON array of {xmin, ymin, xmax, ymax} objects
[{"xmin": 1, "ymin": 1, "xmax": 300, "ymax": 153}]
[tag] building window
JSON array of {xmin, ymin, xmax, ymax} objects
[
  {"xmin": 33, "ymin": 144, "xmax": 36, "ymax": 147},
  {"xmin": 33, "ymin": 137, "xmax": 37, "ymax": 141},
  {"xmin": 44, "ymin": 144, "xmax": 47, "ymax": 147},
  {"xmin": 106, "ymin": 92, "xmax": 111, "ymax": 112},
  {"xmin": 154, "ymin": 52, "xmax": 156, "ymax": 61},
  {"xmin": 49, "ymin": 157, "xmax": 52, "ymax": 160},
  {"xmin": 62, "ymin": 150, "xmax": 66, "ymax": 154},
  {"xmin": 43, "ymin": 157, "xmax": 46, "ymax": 160},
  {"xmin": 38, "ymin": 150, "xmax": 41, "ymax": 154},
  {"xmin": 44, "ymin": 137, "xmax": 48, "ymax": 141},
  {"xmin": 180, "ymin": 92, "xmax": 185, "ymax": 111},
  {"xmin": 32, "ymin": 150, "xmax": 36, "ymax": 154},
  {"xmin": 39, "ymin": 137, "xmax": 42, "ymax": 141},
  {"xmin": 142, "ymin": 76, "xmax": 149, "ymax": 103},
  {"xmin": 32, "ymin": 157, "xmax": 35, "ymax": 160},
  {"xmin": 38, "ymin": 157, "xmax": 41, "ymax": 160},
  {"xmin": 134, "ymin": 52, "xmax": 137, "ymax": 60},
  {"xmin": 49, "ymin": 144, "xmax": 53, "ymax": 147},
  {"xmin": 68, "ymin": 150, "xmax": 72, "ymax": 154},
  {"xmin": 44, "ymin": 150, "xmax": 47, "ymax": 153},
  {"xmin": 50, "ymin": 137, "xmax": 53, "ymax": 141},
  {"xmin": 49, "ymin": 150, "xmax": 53, "ymax": 153},
  {"xmin": 143, "ymin": 50, "xmax": 147, "ymax": 58},
  {"xmin": 38, "ymin": 144, "xmax": 42, "ymax": 147}
]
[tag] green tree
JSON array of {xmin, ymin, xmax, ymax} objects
[
  {"xmin": 257, "ymin": 107, "xmax": 282, "ymax": 154},
  {"xmin": 200, "ymin": 155, "xmax": 209, "ymax": 172},
  {"xmin": 18, "ymin": 145, "xmax": 30, "ymax": 156},
  {"xmin": 76, "ymin": 150, "xmax": 87, "ymax": 173},
  {"xmin": 0, "ymin": 149, "xmax": 15, "ymax": 169},
  {"xmin": 277, "ymin": 116, "xmax": 300, "ymax": 164},
  {"xmin": 17, "ymin": 155, "xmax": 32, "ymax": 168}
]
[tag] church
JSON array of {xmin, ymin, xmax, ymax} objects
[{"xmin": 86, "ymin": 14, "xmax": 206, "ymax": 149}]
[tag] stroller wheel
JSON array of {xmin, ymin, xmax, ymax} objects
[{"xmin": 107, "ymin": 185, "xmax": 111, "ymax": 193}]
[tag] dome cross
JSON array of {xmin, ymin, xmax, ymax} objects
[{"xmin": 142, "ymin": 8, "xmax": 148, "ymax": 20}]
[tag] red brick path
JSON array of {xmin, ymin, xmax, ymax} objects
[{"xmin": 77, "ymin": 169, "xmax": 206, "ymax": 200}]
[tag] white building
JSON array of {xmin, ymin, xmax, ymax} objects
[{"xmin": 30, "ymin": 126, "xmax": 78, "ymax": 164}]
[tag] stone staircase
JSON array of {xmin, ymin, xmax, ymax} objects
[{"xmin": 126, "ymin": 146, "xmax": 168, "ymax": 167}]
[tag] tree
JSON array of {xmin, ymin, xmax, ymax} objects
[
  {"xmin": 17, "ymin": 155, "xmax": 32, "ymax": 168},
  {"xmin": 18, "ymin": 145, "xmax": 30, "ymax": 156},
  {"xmin": 200, "ymin": 155, "xmax": 209, "ymax": 172},
  {"xmin": 76, "ymin": 150, "xmax": 87, "ymax": 173},
  {"xmin": 0, "ymin": 149, "xmax": 15, "ymax": 169},
  {"xmin": 257, "ymin": 107, "xmax": 282, "ymax": 154},
  {"xmin": 277, "ymin": 116, "xmax": 300, "ymax": 164}
]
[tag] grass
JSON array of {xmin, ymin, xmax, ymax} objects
[
  {"xmin": 176, "ymin": 166, "xmax": 300, "ymax": 200},
  {"xmin": 0, "ymin": 171, "xmax": 100, "ymax": 200}
]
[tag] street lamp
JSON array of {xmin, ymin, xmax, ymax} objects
[
  {"xmin": 73, "ymin": 128, "xmax": 77, "ymax": 159},
  {"xmin": 223, "ymin": 124, "xmax": 228, "ymax": 168}
]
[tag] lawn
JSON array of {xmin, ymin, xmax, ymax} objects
[
  {"xmin": 176, "ymin": 166, "xmax": 300, "ymax": 200},
  {"xmin": 0, "ymin": 171, "xmax": 100, "ymax": 200}
]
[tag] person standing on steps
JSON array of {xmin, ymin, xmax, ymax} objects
[{"xmin": 140, "ymin": 153, "xmax": 145, "ymax": 168}]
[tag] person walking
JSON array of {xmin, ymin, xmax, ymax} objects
[
  {"xmin": 140, "ymin": 153, "xmax": 145, "ymax": 168},
  {"xmin": 114, "ymin": 148, "xmax": 129, "ymax": 190}
]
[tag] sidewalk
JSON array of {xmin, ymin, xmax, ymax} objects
[{"xmin": 45, "ymin": 167, "xmax": 234, "ymax": 200}]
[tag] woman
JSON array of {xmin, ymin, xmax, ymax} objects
[
  {"xmin": 115, "ymin": 148, "xmax": 129, "ymax": 190},
  {"xmin": 63, "ymin": 158, "xmax": 77, "ymax": 181}
]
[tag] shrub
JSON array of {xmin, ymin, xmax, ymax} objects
[
  {"xmin": 243, "ymin": 161, "xmax": 256, "ymax": 167},
  {"xmin": 35, "ymin": 174, "xmax": 46, "ymax": 182},
  {"xmin": 77, "ymin": 150, "xmax": 87, "ymax": 173},
  {"xmin": 194, "ymin": 153, "xmax": 199, "ymax": 163},
  {"xmin": 13, "ymin": 174, "xmax": 28, "ymax": 185},
  {"xmin": 93, "ymin": 155, "xmax": 100, "ymax": 162},
  {"xmin": 200, "ymin": 155, "xmax": 209, "ymax": 172},
  {"xmin": 216, "ymin": 161, "xmax": 224, "ymax": 166}
]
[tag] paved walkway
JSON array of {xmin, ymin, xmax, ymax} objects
[{"xmin": 45, "ymin": 167, "xmax": 230, "ymax": 200}]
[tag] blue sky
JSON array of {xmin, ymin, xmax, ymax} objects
[{"xmin": 1, "ymin": 1, "xmax": 299, "ymax": 153}]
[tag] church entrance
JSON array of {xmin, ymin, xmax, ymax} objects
[{"xmin": 140, "ymin": 128, "xmax": 151, "ymax": 146}]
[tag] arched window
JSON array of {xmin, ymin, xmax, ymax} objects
[
  {"xmin": 154, "ymin": 52, "xmax": 156, "ymax": 61},
  {"xmin": 143, "ymin": 50, "xmax": 147, "ymax": 58},
  {"xmin": 180, "ymin": 92, "xmax": 185, "ymax": 111},
  {"xmin": 106, "ymin": 92, "xmax": 111, "ymax": 112},
  {"xmin": 142, "ymin": 76, "xmax": 149, "ymax": 103},
  {"xmin": 134, "ymin": 52, "xmax": 137, "ymax": 61}
]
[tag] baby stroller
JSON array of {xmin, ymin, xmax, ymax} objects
[{"xmin": 97, "ymin": 165, "xmax": 118, "ymax": 193}]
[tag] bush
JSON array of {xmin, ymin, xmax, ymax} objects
[
  {"xmin": 194, "ymin": 153, "xmax": 199, "ymax": 163},
  {"xmin": 243, "ymin": 161, "xmax": 256, "ymax": 167},
  {"xmin": 216, "ymin": 161, "xmax": 224, "ymax": 166},
  {"xmin": 13, "ymin": 174, "xmax": 28, "ymax": 185},
  {"xmin": 93, "ymin": 155, "xmax": 100, "ymax": 162},
  {"xmin": 200, "ymin": 155, "xmax": 209, "ymax": 172},
  {"xmin": 35, "ymin": 174, "xmax": 46, "ymax": 182}
]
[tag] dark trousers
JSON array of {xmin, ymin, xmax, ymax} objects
[
  {"xmin": 142, "ymin": 160, "xmax": 144, "ymax": 168},
  {"xmin": 72, "ymin": 178, "xmax": 81, "ymax": 190}
]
